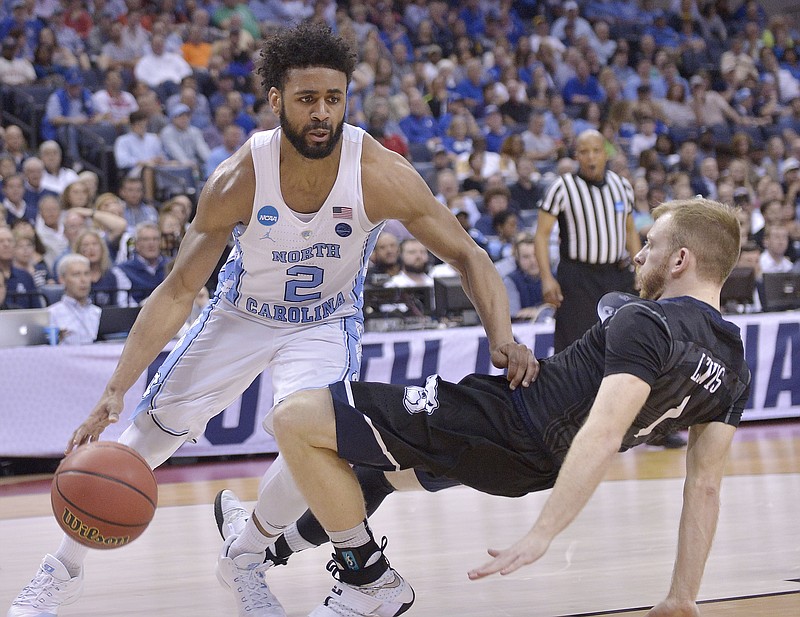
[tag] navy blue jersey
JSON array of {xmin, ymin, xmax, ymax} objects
[{"xmin": 522, "ymin": 294, "xmax": 751, "ymax": 461}]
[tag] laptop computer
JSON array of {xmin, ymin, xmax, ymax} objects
[
  {"xmin": 96, "ymin": 306, "xmax": 141, "ymax": 341},
  {"xmin": 762, "ymin": 272, "xmax": 800, "ymax": 312},
  {"xmin": 0, "ymin": 308, "xmax": 51, "ymax": 348}
]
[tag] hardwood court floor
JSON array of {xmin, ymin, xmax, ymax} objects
[{"xmin": 1, "ymin": 421, "xmax": 799, "ymax": 617}]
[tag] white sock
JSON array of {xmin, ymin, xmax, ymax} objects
[
  {"xmin": 284, "ymin": 523, "xmax": 317, "ymax": 553},
  {"xmin": 53, "ymin": 536, "xmax": 89, "ymax": 577},
  {"xmin": 329, "ymin": 522, "xmax": 372, "ymax": 549},
  {"xmin": 230, "ymin": 516, "xmax": 274, "ymax": 556}
]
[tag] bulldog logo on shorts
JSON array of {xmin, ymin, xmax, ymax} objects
[{"xmin": 403, "ymin": 375, "xmax": 440, "ymax": 415}]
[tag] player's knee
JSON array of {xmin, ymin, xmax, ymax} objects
[{"xmin": 272, "ymin": 388, "xmax": 328, "ymax": 442}]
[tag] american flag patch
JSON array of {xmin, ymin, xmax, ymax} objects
[{"xmin": 332, "ymin": 206, "xmax": 352, "ymax": 219}]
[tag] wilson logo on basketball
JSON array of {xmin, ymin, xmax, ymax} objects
[{"xmin": 60, "ymin": 507, "xmax": 131, "ymax": 548}]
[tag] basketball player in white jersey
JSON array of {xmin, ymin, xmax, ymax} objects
[{"xmin": 8, "ymin": 23, "xmax": 536, "ymax": 617}]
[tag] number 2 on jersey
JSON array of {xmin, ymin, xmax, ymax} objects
[{"xmin": 284, "ymin": 265, "xmax": 324, "ymax": 302}]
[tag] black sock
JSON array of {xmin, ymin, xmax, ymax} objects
[{"xmin": 330, "ymin": 521, "xmax": 389, "ymax": 586}]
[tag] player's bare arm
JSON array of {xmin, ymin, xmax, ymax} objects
[
  {"xmin": 67, "ymin": 143, "xmax": 256, "ymax": 452},
  {"xmin": 361, "ymin": 136, "xmax": 537, "ymax": 388},
  {"xmin": 468, "ymin": 372, "xmax": 651, "ymax": 579},
  {"xmin": 646, "ymin": 421, "xmax": 735, "ymax": 617}
]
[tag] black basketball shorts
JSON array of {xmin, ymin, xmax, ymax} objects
[{"xmin": 329, "ymin": 374, "xmax": 559, "ymax": 498}]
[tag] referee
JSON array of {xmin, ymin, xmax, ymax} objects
[{"xmin": 534, "ymin": 129, "xmax": 641, "ymax": 352}]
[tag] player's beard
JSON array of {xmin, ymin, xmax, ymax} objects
[
  {"xmin": 637, "ymin": 259, "xmax": 669, "ymax": 300},
  {"xmin": 280, "ymin": 105, "xmax": 345, "ymax": 160}
]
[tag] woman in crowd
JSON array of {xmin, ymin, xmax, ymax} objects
[
  {"xmin": 73, "ymin": 228, "xmax": 133, "ymax": 307},
  {"xmin": 60, "ymin": 180, "xmax": 92, "ymax": 211},
  {"xmin": 11, "ymin": 221, "xmax": 51, "ymax": 289},
  {"xmin": 92, "ymin": 192, "xmax": 132, "ymax": 264}
]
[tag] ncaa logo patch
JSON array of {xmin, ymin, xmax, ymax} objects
[
  {"xmin": 614, "ymin": 200, "xmax": 625, "ymax": 212},
  {"xmin": 335, "ymin": 223, "xmax": 352, "ymax": 237},
  {"xmin": 257, "ymin": 205, "xmax": 279, "ymax": 226}
]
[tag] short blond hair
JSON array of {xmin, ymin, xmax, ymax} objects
[{"xmin": 651, "ymin": 198, "xmax": 741, "ymax": 284}]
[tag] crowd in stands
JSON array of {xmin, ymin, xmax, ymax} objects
[{"xmin": 1, "ymin": 0, "xmax": 800, "ymax": 335}]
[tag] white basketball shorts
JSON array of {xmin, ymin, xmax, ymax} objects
[{"xmin": 133, "ymin": 296, "xmax": 363, "ymax": 439}]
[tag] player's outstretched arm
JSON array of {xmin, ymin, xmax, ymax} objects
[
  {"xmin": 468, "ymin": 373, "xmax": 650, "ymax": 579},
  {"xmin": 361, "ymin": 138, "xmax": 537, "ymax": 389},
  {"xmin": 67, "ymin": 144, "xmax": 256, "ymax": 452},
  {"xmin": 646, "ymin": 421, "xmax": 735, "ymax": 616}
]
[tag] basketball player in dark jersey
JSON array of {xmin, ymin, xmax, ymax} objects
[{"xmin": 266, "ymin": 198, "xmax": 750, "ymax": 617}]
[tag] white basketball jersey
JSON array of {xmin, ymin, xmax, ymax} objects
[{"xmin": 216, "ymin": 124, "xmax": 384, "ymax": 327}]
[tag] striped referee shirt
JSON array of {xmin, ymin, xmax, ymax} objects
[{"xmin": 540, "ymin": 170, "xmax": 634, "ymax": 265}]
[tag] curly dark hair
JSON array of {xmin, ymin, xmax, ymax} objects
[{"xmin": 256, "ymin": 22, "xmax": 357, "ymax": 93}]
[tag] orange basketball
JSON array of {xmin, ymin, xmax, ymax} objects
[{"xmin": 51, "ymin": 442, "xmax": 158, "ymax": 549}]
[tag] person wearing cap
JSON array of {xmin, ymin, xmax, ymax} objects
[
  {"xmin": 551, "ymin": 1, "xmax": 597, "ymax": 46},
  {"xmin": 0, "ymin": 35, "xmax": 35, "ymax": 86},
  {"xmin": 41, "ymin": 69, "xmax": 100, "ymax": 166},
  {"xmin": 159, "ymin": 102, "xmax": 211, "ymax": 179},
  {"xmin": 166, "ymin": 76, "xmax": 214, "ymax": 130},
  {"xmin": 781, "ymin": 157, "xmax": 800, "ymax": 213},
  {"xmin": 782, "ymin": 157, "xmax": 800, "ymax": 183}
]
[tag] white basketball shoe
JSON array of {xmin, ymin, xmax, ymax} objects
[
  {"xmin": 214, "ymin": 489, "xmax": 249, "ymax": 540},
  {"xmin": 310, "ymin": 564, "xmax": 415, "ymax": 617},
  {"xmin": 7, "ymin": 554, "xmax": 83, "ymax": 617},
  {"xmin": 216, "ymin": 535, "xmax": 287, "ymax": 617}
]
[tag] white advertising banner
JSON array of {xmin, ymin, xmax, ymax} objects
[{"xmin": 1, "ymin": 313, "xmax": 797, "ymax": 458}]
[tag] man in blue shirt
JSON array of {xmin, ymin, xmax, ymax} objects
[
  {"xmin": 481, "ymin": 105, "xmax": 511, "ymax": 153},
  {"xmin": 562, "ymin": 59, "xmax": 606, "ymax": 106},
  {"xmin": 118, "ymin": 222, "xmax": 166, "ymax": 304},
  {"xmin": 399, "ymin": 92, "xmax": 440, "ymax": 151},
  {"xmin": 206, "ymin": 124, "xmax": 245, "ymax": 178},
  {"xmin": 452, "ymin": 58, "xmax": 486, "ymax": 116}
]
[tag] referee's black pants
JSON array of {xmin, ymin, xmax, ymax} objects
[{"xmin": 553, "ymin": 259, "xmax": 636, "ymax": 353}]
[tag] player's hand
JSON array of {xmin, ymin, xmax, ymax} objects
[
  {"xmin": 66, "ymin": 392, "xmax": 124, "ymax": 454},
  {"xmin": 468, "ymin": 532, "xmax": 551, "ymax": 580},
  {"xmin": 645, "ymin": 599, "xmax": 701, "ymax": 616},
  {"xmin": 491, "ymin": 341, "xmax": 538, "ymax": 390},
  {"xmin": 541, "ymin": 278, "xmax": 563, "ymax": 308}
]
